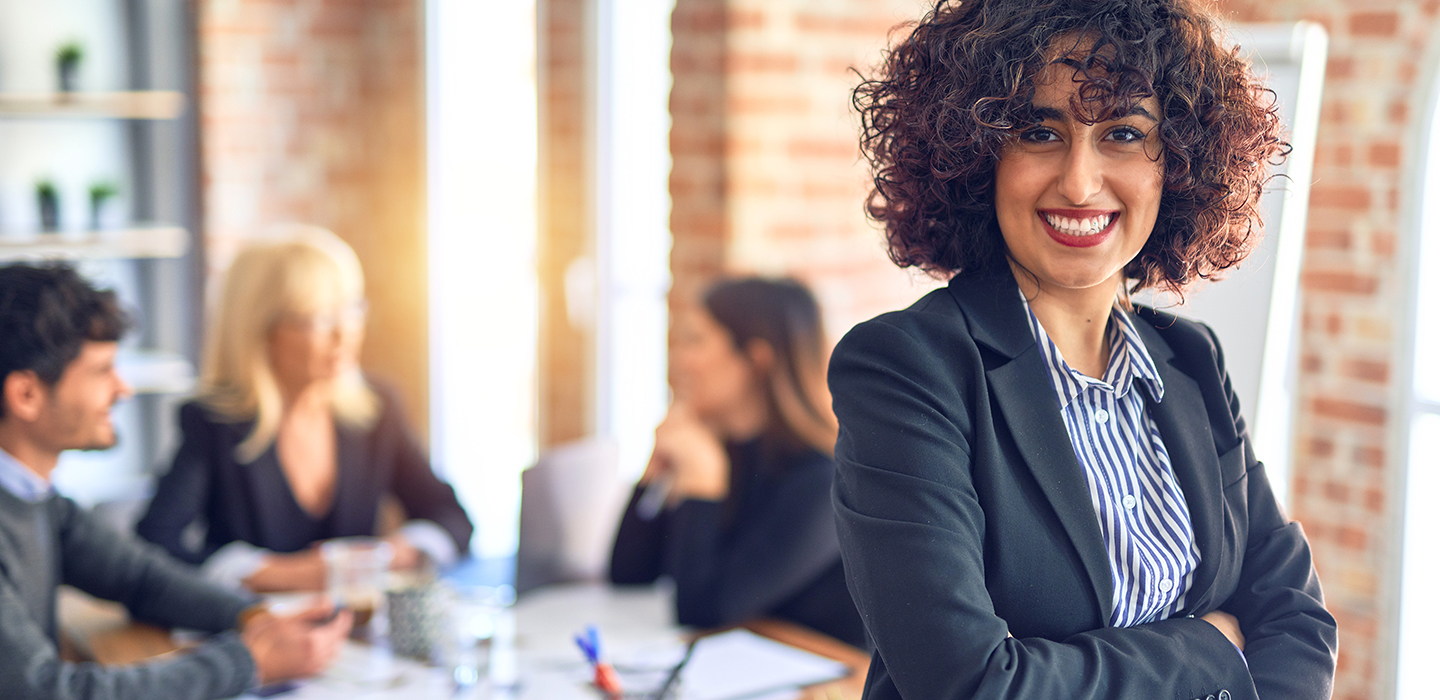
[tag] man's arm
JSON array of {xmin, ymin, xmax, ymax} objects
[
  {"xmin": 56, "ymin": 496, "xmax": 252, "ymax": 632},
  {"xmin": 0, "ymin": 573, "xmax": 256, "ymax": 700}
]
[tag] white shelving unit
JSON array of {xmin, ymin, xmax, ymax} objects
[
  {"xmin": 0, "ymin": 225, "xmax": 187, "ymax": 261},
  {"xmin": 0, "ymin": 1, "xmax": 204, "ymax": 507},
  {"xmin": 0, "ymin": 90, "xmax": 184, "ymax": 119}
]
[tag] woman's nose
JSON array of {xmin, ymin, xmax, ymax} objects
[{"xmin": 1055, "ymin": 140, "xmax": 1104, "ymax": 205}]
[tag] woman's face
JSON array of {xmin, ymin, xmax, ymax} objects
[
  {"xmin": 267, "ymin": 299, "xmax": 367, "ymax": 393},
  {"xmin": 669, "ymin": 306, "xmax": 762, "ymax": 425},
  {"xmin": 994, "ymin": 65, "xmax": 1165, "ymax": 296}
]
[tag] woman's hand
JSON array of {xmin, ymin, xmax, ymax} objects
[
  {"xmin": 243, "ymin": 549, "xmax": 327, "ymax": 593},
  {"xmin": 1200, "ymin": 610, "xmax": 1245, "ymax": 652},
  {"xmin": 383, "ymin": 533, "xmax": 425, "ymax": 571},
  {"xmin": 647, "ymin": 402, "xmax": 730, "ymax": 502}
]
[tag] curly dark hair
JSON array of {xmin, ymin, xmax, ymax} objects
[
  {"xmin": 855, "ymin": 0, "xmax": 1287, "ymax": 293},
  {"xmin": 0, "ymin": 263, "xmax": 129, "ymax": 417}
]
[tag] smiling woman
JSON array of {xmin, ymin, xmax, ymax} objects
[{"xmin": 830, "ymin": 1, "xmax": 1337, "ymax": 699}]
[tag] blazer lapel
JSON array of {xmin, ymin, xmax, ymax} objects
[
  {"xmin": 1131, "ymin": 315, "xmax": 1224, "ymax": 612},
  {"xmin": 948, "ymin": 274, "xmax": 1115, "ymax": 624}
]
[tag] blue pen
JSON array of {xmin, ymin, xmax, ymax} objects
[{"xmin": 573, "ymin": 624, "xmax": 623, "ymax": 695}]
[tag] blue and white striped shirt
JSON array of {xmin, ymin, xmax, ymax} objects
[{"xmin": 1023, "ymin": 299, "xmax": 1200, "ymax": 628}]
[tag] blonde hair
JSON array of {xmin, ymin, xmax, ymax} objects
[{"xmin": 199, "ymin": 225, "xmax": 380, "ymax": 462}]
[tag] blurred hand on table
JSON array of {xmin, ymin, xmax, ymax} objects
[{"xmin": 240, "ymin": 601, "xmax": 353, "ymax": 684}]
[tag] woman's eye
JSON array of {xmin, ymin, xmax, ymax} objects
[
  {"xmin": 1019, "ymin": 128, "xmax": 1060, "ymax": 143},
  {"xmin": 1106, "ymin": 126, "xmax": 1147, "ymax": 143}
]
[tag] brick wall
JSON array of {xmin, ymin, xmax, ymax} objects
[
  {"xmin": 199, "ymin": 0, "xmax": 429, "ymax": 434},
  {"xmin": 668, "ymin": 0, "xmax": 1427, "ymax": 698},
  {"xmin": 670, "ymin": 0, "xmax": 944, "ymax": 338}
]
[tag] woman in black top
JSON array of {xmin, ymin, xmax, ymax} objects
[
  {"xmin": 137, "ymin": 228, "xmax": 471, "ymax": 592},
  {"xmin": 609, "ymin": 278, "xmax": 866, "ymax": 649}
]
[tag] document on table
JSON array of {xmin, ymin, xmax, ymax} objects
[
  {"xmin": 520, "ymin": 628, "xmax": 850, "ymax": 699},
  {"xmin": 676, "ymin": 629, "xmax": 850, "ymax": 700}
]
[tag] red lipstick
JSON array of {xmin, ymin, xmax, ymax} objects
[{"xmin": 1038, "ymin": 209, "xmax": 1118, "ymax": 248}]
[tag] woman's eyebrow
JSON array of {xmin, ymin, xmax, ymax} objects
[
  {"xmin": 1028, "ymin": 104, "xmax": 1157, "ymax": 122},
  {"xmin": 1128, "ymin": 105, "xmax": 1158, "ymax": 121}
]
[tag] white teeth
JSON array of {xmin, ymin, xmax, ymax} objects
[{"xmin": 1043, "ymin": 213, "xmax": 1114, "ymax": 236}]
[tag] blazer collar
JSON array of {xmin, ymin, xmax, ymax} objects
[
  {"xmin": 945, "ymin": 270, "xmax": 1037, "ymax": 360},
  {"xmin": 950, "ymin": 272, "xmax": 1225, "ymax": 623},
  {"xmin": 949, "ymin": 271, "xmax": 1116, "ymax": 624}
]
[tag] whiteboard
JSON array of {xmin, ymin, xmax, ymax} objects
[{"xmin": 1136, "ymin": 22, "xmax": 1328, "ymax": 509}]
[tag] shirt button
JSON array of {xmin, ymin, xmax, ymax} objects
[
  {"xmin": 1122, "ymin": 495, "xmax": 1137, "ymax": 509},
  {"xmin": 1159, "ymin": 578, "xmax": 1173, "ymax": 592},
  {"xmin": 1095, "ymin": 409, "xmax": 1110, "ymax": 424}
]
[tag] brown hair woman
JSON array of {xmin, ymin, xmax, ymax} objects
[
  {"xmin": 609, "ymin": 277, "xmax": 866, "ymax": 649},
  {"xmin": 828, "ymin": 0, "xmax": 1337, "ymax": 697}
]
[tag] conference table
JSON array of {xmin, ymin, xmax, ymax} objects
[{"xmin": 59, "ymin": 582, "xmax": 869, "ymax": 700}]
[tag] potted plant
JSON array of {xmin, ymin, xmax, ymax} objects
[
  {"xmin": 36, "ymin": 180, "xmax": 60, "ymax": 232},
  {"xmin": 56, "ymin": 41, "xmax": 84, "ymax": 93},
  {"xmin": 88, "ymin": 181, "xmax": 119, "ymax": 230}
]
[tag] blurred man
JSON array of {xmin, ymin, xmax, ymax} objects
[{"xmin": 0, "ymin": 263, "xmax": 352, "ymax": 700}]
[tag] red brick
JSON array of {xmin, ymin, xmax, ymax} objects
[
  {"xmin": 788, "ymin": 138, "xmax": 858, "ymax": 159},
  {"xmin": 726, "ymin": 94, "xmax": 809, "ymax": 115},
  {"xmin": 1312, "ymin": 397, "xmax": 1387, "ymax": 425},
  {"xmin": 1302, "ymin": 270, "xmax": 1379, "ymax": 295},
  {"xmin": 1326, "ymin": 57, "xmax": 1355, "ymax": 80},
  {"xmin": 1367, "ymin": 142, "xmax": 1401, "ymax": 168},
  {"xmin": 1349, "ymin": 11, "xmax": 1399, "ymax": 36},
  {"xmin": 728, "ymin": 9, "xmax": 766, "ymax": 30},
  {"xmin": 1323, "ymin": 480, "xmax": 1351, "ymax": 503},
  {"xmin": 1337, "ymin": 525, "xmax": 1368, "ymax": 549},
  {"xmin": 1390, "ymin": 99, "xmax": 1411, "ymax": 124},
  {"xmin": 726, "ymin": 51, "xmax": 799, "ymax": 73},
  {"xmin": 672, "ymin": 6, "xmax": 727, "ymax": 33},
  {"xmin": 1341, "ymin": 358, "xmax": 1389, "ymax": 383},
  {"xmin": 1306, "ymin": 228, "xmax": 1352, "ymax": 250},
  {"xmin": 1363, "ymin": 488, "xmax": 1385, "ymax": 513},
  {"xmin": 794, "ymin": 12, "xmax": 902, "ymax": 36},
  {"xmin": 1326, "ymin": 313, "xmax": 1343, "ymax": 336},
  {"xmin": 1355, "ymin": 445, "xmax": 1385, "ymax": 468},
  {"xmin": 1307, "ymin": 184, "xmax": 1370, "ymax": 210},
  {"xmin": 1372, "ymin": 232, "xmax": 1397, "ymax": 258}
]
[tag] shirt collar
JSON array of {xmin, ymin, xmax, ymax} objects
[
  {"xmin": 0, "ymin": 446, "xmax": 55, "ymax": 503},
  {"xmin": 1021, "ymin": 293, "xmax": 1166, "ymax": 408}
]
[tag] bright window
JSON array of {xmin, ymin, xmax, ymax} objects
[
  {"xmin": 1394, "ymin": 52, "xmax": 1440, "ymax": 699},
  {"xmin": 426, "ymin": 0, "xmax": 539, "ymax": 559}
]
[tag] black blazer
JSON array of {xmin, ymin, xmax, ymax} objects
[
  {"xmin": 609, "ymin": 440, "xmax": 867, "ymax": 649},
  {"xmin": 137, "ymin": 382, "xmax": 473, "ymax": 564},
  {"xmin": 828, "ymin": 272, "xmax": 1336, "ymax": 700}
]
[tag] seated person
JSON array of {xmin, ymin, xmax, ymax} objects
[
  {"xmin": 609, "ymin": 277, "xmax": 866, "ymax": 649},
  {"xmin": 0, "ymin": 262, "xmax": 351, "ymax": 699},
  {"xmin": 137, "ymin": 227, "xmax": 472, "ymax": 592}
]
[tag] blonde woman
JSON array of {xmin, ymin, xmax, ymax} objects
[{"xmin": 137, "ymin": 227, "xmax": 472, "ymax": 592}]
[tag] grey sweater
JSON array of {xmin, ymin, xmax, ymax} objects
[{"xmin": 0, "ymin": 486, "xmax": 257, "ymax": 700}]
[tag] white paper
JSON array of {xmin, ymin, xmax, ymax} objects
[{"xmin": 677, "ymin": 629, "xmax": 850, "ymax": 700}]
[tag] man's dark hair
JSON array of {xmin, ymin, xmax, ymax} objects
[{"xmin": 0, "ymin": 263, "xmax": 130, "ymax": 417}]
